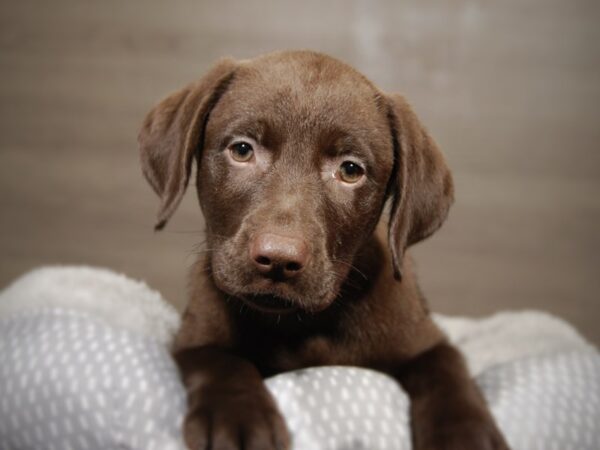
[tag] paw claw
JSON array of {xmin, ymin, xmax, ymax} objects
[{"xmin": 183, "ymin": 392, "xmax": 290, "ymax": 450}]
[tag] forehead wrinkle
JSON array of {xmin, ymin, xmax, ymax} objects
[
  {"xmin": 214, "ymin": 62, "xmax": 389, "ymax": 167},
  {"xmin": 232, "ymin": 62, "xmax": 382, "ymax": 130},
  {"xmin": 222, "ymin": 117, "xmax": 267, "ymax": 141},
  {"xmin": 265, "ymin": 90, "xmax": 382, "ymax": 172}
]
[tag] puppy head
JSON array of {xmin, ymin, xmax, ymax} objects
[{"xmin": 139, "ymin": 51, "xmax": 453, "ymax": 314}]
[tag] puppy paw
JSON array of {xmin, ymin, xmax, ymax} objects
[{"xmin": 183, "ymin": 387, "xmax": 290, "ymax": 450}]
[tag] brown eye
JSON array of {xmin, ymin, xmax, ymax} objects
[
  {"xmin": 338, "ymin": 161, "xmax": 365, "ymax": 183},
  {"xmin": 229, "ymin": 141, "xmax": 254, "ymax": 162}
]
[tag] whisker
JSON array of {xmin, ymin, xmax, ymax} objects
[
  {"xmin": 331, "ymin": 258, "xmax": 368, "ymax": 280},
  {"xmin": 188, "ymin": 264, "xmax": 213, "ymax": 275},
  {"xmin": 189, "ymin": 248, "xmax": 216, "ymax": 255},
  {"xmin": 163, "ymin": 229, "xmax": 205, "ymax": 235},
  {"xmin": 206, "ymin": 233, "xmax": 230, "ymax": 240}
]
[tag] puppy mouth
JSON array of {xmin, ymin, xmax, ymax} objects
[{"xmin": 240, "ymin": 294, "xmax": 300, "ymax": 314}]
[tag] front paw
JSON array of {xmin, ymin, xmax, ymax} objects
[
  {"xmin": 416, "ymin": 419, "xmax": 510, "ymax": 450},
  {"xmin": 183, "ymin": 387, "xmax": 290, "ymax": 450}
]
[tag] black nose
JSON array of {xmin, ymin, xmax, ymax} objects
[{"xmin": 249, "ymin": 233, "xmax": 309, "ymax": 280}]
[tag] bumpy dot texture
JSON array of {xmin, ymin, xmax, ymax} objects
[
  {"xmin": 0, "ymin": 267, "xmax": 599, "ymax": 450},
  {"xmin": 0, "ymin": 308, "xmax": 187, "ymax": 450},
  {"xmin": 266, "ymin": 366, "xmax": 411, "ymax": 450},
  {"xmin": 480, "ymin": 350, "xmax": 600, "ymax": 450},
  {"xmin": 1, "ymin": 308, "xmax": 599, "ymax": 450},
  {"xmin": 266, "ymin": 350, "xmax": 600, "ymax": 450}
]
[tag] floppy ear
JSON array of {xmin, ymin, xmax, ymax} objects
[
  {"xmin": 386, "ymin": 94, "xmax": 454, "ymax": 279},
  {"xmin": 138, "ymin": 58, "xmax": 237, "ymax": 230}
]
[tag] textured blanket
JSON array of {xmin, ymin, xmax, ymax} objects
[{"xmin": 0, "ymin": 266, "xmax": 598, "ymax": 450}]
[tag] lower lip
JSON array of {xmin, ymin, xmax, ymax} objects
[{"xmin": 240, "ymin": 296, "xmax": 299, "ymax": 314}]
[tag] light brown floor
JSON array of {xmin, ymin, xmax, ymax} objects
[{"xmin": 1, "ymin": 0, "xmax": 599, "ymax": 345}]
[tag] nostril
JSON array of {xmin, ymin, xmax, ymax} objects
[
  {"xmin": 255, "ymin": 255, "xmax": 271, "ymax": 266},
  {"xmin": 250, "ymin": 232, "xmax": 309, "ymax": 278},
  {"xmin": 285, "ymin": 262, "xmax": 302, "ymax": 272}
]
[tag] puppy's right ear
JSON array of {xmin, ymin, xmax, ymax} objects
[{"xmin": 138, "ymin": 59, "xmax": 237, "ymax": 230}]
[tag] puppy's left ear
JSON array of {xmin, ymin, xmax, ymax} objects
[
  {"xmin": 386, "ymin": 94, "xmax": 454, "ymax": 279},
  {"xmin": 138, "ymin": 58, "xmax": 237, "ymax": 230}
]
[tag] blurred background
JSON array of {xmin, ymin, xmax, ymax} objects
[{"xmin": 1, "ymin": 0, "xmax": 598, "ymax": 344}]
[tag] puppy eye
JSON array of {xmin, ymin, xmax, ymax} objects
[
  {"xmin": 337, "ymin": 161, "xmax": 365, "ymax": 184},
  {"xmin": 229, "ymin": 141, "xmax": 254, "ymax": 162}
]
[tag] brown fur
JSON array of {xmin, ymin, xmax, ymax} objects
[{"xmin": 139, "ymin": 50, "xmax": 509, "ymax": 450}]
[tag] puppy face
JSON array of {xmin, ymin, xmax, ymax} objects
[
  {"xmin": 197, "ymin": 55, "xmax": 393, "ymax": 312},
  {"xmin": 139, "ymin": 51, "xmax": 453, "ymax": 314}
]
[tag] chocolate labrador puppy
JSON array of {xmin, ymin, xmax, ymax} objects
[{"xmin": 139, "ymin": 50, "xmax": 509, "ymax": 450}]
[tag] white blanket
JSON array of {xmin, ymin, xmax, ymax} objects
[{"xmin": 0, "ymin": 266, "xmax": 598, "ymax": 450}]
